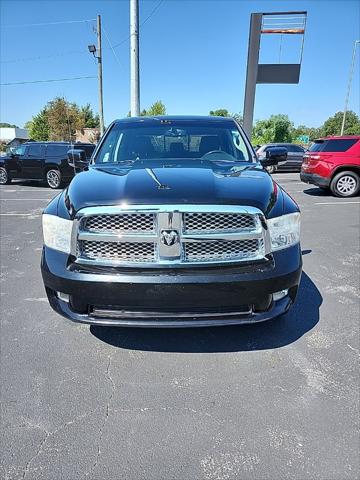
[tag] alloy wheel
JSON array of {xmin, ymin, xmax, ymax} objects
[
  {"xmin": 0, "ymin": 167, "xmax": 8, "ymax": 184},
  {"xmin": 47, "ymin": 170, "xmax": 61, "ymax": 189},
  {"xmin": 336, "ymin": 175, "xmax": 357, "ymax": 196}
]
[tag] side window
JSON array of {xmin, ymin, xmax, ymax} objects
[
  {"xmin": 293, "ymin": 145, "xmax": 305, "ymax": 152},
  {"xmin": 46, "ymin": 145, "xmax": 68, "ymax": 156},
  {"xmin": 95, "ymin": 127, "xmax": 121, "ymax": 163},
  {"xmin": 323, "ymin": 139, "xmax": 358, "ymax": 152},
  {"xmin": 231, "ymin": 130, "xmax": 249, "ymax": 160},
  {"xmin": 27, "ymin": 144, "xmax": 44, "ymax": 157},
  {"xmin": 15, "ymin": 145, "xmax": 26, "ymax": 156}
]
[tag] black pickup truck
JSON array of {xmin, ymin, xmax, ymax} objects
[
  {"xmin": 0, "ymin": 141, "xmax": 95, "ymax": 188},
  {"xmin": 41, "ymin": 116, "xmax": 302, "ymax": 327}
]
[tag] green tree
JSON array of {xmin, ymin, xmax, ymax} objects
[
  {"xmin": 144, "ymin": 100, "xmax": 166, "ymax": 116},
  {"xmin": 252, "ymin": 114, "xmax": 294, "ymax": 144},
  {"xmin": 46, "ymin": 97, "xmax": 83, "ymax": 141},
  {"xmin": 0, "ymin": 122, "xmax": 19, "ymax": 128},
  {"xmin": 291, "ymin": 124, "xmax": 323, "ymax": 143},
  {"xmin": 28, "ymin": 108, "xmax": 50, "ymax": 141},
  {"xmin": 80, "ymin": 104, "xmax": 100, "ymax": 128},
  {"xmin": 127, "ymin": 101, "xmax": 166, "ymax": 117},
  {"xmin": 209, "ymin": 109, "xmax": 230, "ymax": 117},
  {"xmin": 321, "ymin": 111, "xmax": 360, "ymax": 136}
]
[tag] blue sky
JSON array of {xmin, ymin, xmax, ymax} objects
[{"xmin": 0, "ymin": 0, "xmax": 359, "ymax": 128}]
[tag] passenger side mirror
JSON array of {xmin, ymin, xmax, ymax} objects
[
  {"xmin": 260, "ymin": 147, "xmax": 287, "ymax": 167},
  {"xmin": 67, "ymin": 149, "xmax": 88, "ymax": 170}
]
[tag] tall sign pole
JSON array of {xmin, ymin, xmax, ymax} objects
[
  {"xmin": 243, "ymin": 11, "xmax": 307, "ymax": 139},
  {"xmin": 130, "ymin": 0, "xmax": 140, "ymax": 116},
  {"xmin": 243, "ymin": 13, "xmax": 262, "ymax": 138},
  {"xmin": 97, "ymin": 15, "xmax": 105, "ymax": 135}
]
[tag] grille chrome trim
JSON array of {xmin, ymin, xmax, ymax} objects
[
  {"xmin": 78, "ymin": 231, "xmax": 158, "ymax": 243},
  {"xmin": 72, "ymin": 205, "xmax": 270, "ymax": 268}
]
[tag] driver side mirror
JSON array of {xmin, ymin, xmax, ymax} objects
[
  {"xmin": 259, "ymin": 147, "xmax": 287, "ymax": 167},
  {"xmin": 67, "ymin": 149, "xmax": 88, "ymax": 170}
]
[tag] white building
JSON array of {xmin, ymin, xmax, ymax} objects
[{"xmin": 0, "ymin": 127, "xmax": 29, "ymax": 147}]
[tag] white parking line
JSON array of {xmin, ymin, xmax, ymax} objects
[
  {"xmin": 0, "ymin": 198, "xmax": 51, "ymax": 201},
  {"xmin": 0, "ymin": 213, "xmax": 41, "ymax": 217},
  {"xmin": 0, "ymin": 189, "xmax": 54, "ymax": 193},
  {"xmin": 315, "ymin": 201, "xmax": 360, "ymax": 205}
]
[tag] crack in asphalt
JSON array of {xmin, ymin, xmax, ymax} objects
[
  {"xmin": 83, "ymin": 356, "xmax": 116, "ymax": 479},
  {"xmin": 21, "ymin": 411, "xmax": 95, "ymax": 479}
]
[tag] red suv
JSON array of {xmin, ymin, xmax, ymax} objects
[{"xmin": 301, "ymin": 136, "xmax": 360, "ymax": 197}]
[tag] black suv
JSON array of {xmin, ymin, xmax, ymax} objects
[
  {"xmin": 41, "ymin": 116, "xmax": 302, "ymax": 328},
  {"xmin": 0, "ymin": 142, "xmax": 95, "ymax": 188}
]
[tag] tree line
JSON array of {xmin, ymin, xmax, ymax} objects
[
  {"xmin": 208, "ymin": 108, "xmax": 360, "ymax": 145},
  {"xmin": 7, "ymin": 98, "xmax": 360, "ymax": 145}
]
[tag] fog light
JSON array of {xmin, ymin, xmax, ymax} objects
[
  {"xmin": 273, "ymin": 289, "xmax": 288, "ymax": 301},
  {"xmin": 57, "ymin": 292, "xmax": 69, "ymax": 303}
]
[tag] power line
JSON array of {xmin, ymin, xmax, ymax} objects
[
  {"xmin": 0, "ymin": 2, "xmax": 164, "ymax": 64},
  {"xmin": 0, "ymin": 75, "xmax": 96, "ymax": 86},
  {"xmin": 1, "ymin": 18, "xmax": 96, "ymax": 29},
  {"xmin": 141, "ymin": 0, "xmax": 164, "ymax": 27},
  {"xmin": 0, "ymin": 49, "xmax": 89, "ymax": 64},
  {"xmin": 102, "ymin": 26, "xmax": 126, "ymax": 70},
  {"xmin": 112, "ymin": 0, "xmax": 165, "ymax": 49}
]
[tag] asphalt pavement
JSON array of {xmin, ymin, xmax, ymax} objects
[{"xmin": 0, "ymin": 174, "xmax": 359, "ymax": 480}]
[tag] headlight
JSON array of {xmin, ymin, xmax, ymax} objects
[
  {"xmin": 42, "ymin": 214, "xmax": 73, "ymax": 254},
  {"xmin": 267, "ymin": 212, "xmax": 300, "ymax": 251}
]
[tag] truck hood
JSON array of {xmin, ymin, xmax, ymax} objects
[{"xmin": 64, "ymin": 159, "xmax": 283, "ymax": 218}]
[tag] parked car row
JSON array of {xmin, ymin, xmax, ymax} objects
[
  {"xmin": 0, "ymin": 134, "xmax": 359, "ymax": 198},
  {"xmin": 0, "ymin": 141, "xmax": 96, "ymax": 188},
  {"xmin": 255, "ymin": 137, "xmax": 360, "ymax": 197}
]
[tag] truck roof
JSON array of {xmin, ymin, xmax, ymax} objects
[{"xmin": 114, "ymin": 115, "xmax": 237, "ymax": 125}]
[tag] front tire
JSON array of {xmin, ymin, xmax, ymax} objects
[
  {"xmin": 266, "ymin": 165, "xmax": 276, "ymax": 174},
  {"xmin": 330, "ymin": 171, "xmax": 360, "ymax": 198},
  {"xmin": 0, "ymin": 167, "xmax": 11, "ymax": 185},
  {"xmin": 46, "ymin": 169, "xmax": 62, "ymax": 189}
]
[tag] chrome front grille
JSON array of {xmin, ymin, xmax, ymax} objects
[
  {"xmin": 183, "ymin": 212, "xmax": 255, "ymax": 233},
  {"xmin": 184, "ymin": 239, "xmax": 264, "ymax": 262},
  {"xmin": 79, "ymin": 240, "xmax": 156, "ymax": 263},
  {"xmin": 83, "ymin": 213, "xmax": 155, "ymax": 233},
  {"xmin": 73, "ymin": 205, "xmax": 268, "ymax": 267}
]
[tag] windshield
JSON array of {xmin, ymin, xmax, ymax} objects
[{"xmin": 94, "ymin": 121, "xmax": 252, "ymax": 164}]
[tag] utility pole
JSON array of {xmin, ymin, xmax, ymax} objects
[
  {"xmin": 130, "ymin": 0, "xmax": 140, "ymax": 116},
  {"xmin": 97, "ymin": 15, "xmax": 105, "ymax": 136},
  {"xmin": 341, "ymin": 40, "xmax": 360, "ymax": 136}
]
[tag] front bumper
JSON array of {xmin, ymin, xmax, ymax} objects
[
  {"xmin": 41, "ymin": 245, "xmax": 302, "ymax": 327},
  {"xmin": 300, "ymin": 172, "xmax": 330, "ymax": 188}
]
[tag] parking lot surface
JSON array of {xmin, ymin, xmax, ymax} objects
[{"xmin": 1, "ymin": 174, "xmax": 359, "ymax": 480}]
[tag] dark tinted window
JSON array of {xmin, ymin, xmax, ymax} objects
[
  {"xmin": 15, "ymin": 145, "xmax": 26, "ymax": 156},
  {"xmin": 46, "ymin": 145, "xmax": 68, "ymax": 156},
  {"xmin": 309, "ymin": 139, "xmax": 358, "ymax": 153},
  {"xmin": 94, "ymin": 122, "xmax": 250, "ymax": 163},
  {"xmin": 287, "ymin": 144, "xmax": 304, "ymax": 152},
  {"xmin": 27, "ymin": 144, "xmax": 44, "ymax": 157},
  {"xmin": 323, "ymin": 139, "xmax": 357, "ymax": 152},
  {"xmin": 309, "ymin": 141, "xmax": 325, "ymax": 152}
]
